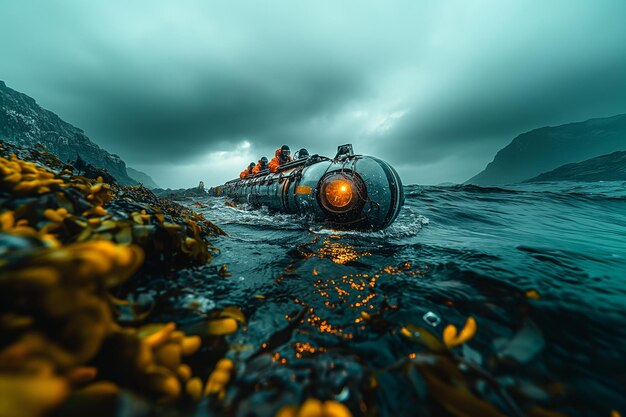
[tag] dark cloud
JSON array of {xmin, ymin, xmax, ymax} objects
[
  {"xmin": 59, "ymin": 64, "xmax": 366, "ymax": 162},
  {"xmin": 1, "ymin": 1, "xmax": 625, "ymax": 187},
  {"xmin": 376, "ymin": 53, "xmax": 626, "ymax": 168}
]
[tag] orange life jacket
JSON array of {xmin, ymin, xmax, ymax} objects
[
  {"xmin": 240, "ymin": 164, "xmax": 254, "ymax": 179},
  {"xmin": 252, "ymin": 159, "xmax": 266, "ymax": 175},
  {"xmin": 268, "ymin": 148, "xmax": 292, "ymax": 173}
]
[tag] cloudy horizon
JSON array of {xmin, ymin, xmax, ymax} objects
[{"xmin": 1, "ymin": 0, "xmax": 625, "ymax": 188}]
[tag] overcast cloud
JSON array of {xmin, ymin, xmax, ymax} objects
[{"xmin": 1, "ymin": 0, "xmax": 625, "ymax": 188}]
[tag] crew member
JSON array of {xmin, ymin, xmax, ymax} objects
[
  {"xmin": 268, "ymin": 145, "xmax": 292, "ymax": 173},
  {"xmin": 252, "ymin": 156, "xmax": 269, "ymax": 174},
  {"xmin": 239, "ymin": 162, "xmax": 255, "ymax": 179},
  {"xmin": 296, "ymin": 148, "xmax": 310, "ymax": 159}
]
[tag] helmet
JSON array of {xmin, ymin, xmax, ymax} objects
[
  {"xmin": 261, "ymin": 156, "xmax": 268, "ymax": 163},
  {"xmin": 280, "ymin": 145, "xmax": 291, "ymax": 159},
  {"xmin": 297, "ymin": 148, "xmax": 309, "ymax": 159}
]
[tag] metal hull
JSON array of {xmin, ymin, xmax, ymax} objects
[{"xmin": 213, "ymin": 155, "xmax": 404, "ymax": 230}]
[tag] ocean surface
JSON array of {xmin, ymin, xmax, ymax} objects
[{"xmin": 144, "ymin": 182, "xmax": 626, "ymax": 416}]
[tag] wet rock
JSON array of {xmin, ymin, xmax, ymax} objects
[
  {"xmin": 0, "ymin": 143, "xmax": 234, "ymax": 416},
  {"xmin": 152, "ymin": 185, "xmax": 209, "ymax": 200}
]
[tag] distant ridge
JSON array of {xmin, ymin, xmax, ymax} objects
[
  {"xmin": 466, "ymin": 114, "xmax": 626, "ymax": 185},
  {"xmin": 525, "ymin": 150, "xmax": 626, "ymax": 183},
  {"xmin": 127, "ymin": 167, "xmax": 160, "ymax": 189},
  {"xmin": 0, "ymin": 80, "xmax": 140, "ymax": 185}
]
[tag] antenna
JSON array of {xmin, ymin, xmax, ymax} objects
[{"xmin": 335, "ymin": 144, "xmax": 354, "ymax": 159}]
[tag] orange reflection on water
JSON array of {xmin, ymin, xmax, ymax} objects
[
  {"xmin": 272, "ymin": 352, "xmax": 288, "ymax": 364},
  {"xmin": 317, "ymin": 239, "xmax": 370, "ymax": 264},
  {"xmin": 299, "ymin": 236, "xmax": 370, "ymax": 265},
  {"xmin": 291, "ymin": 237, "xmax": 427, "ymax": 342},
  {"xmin": 294, "ymin": 263, "xmax": 422, "ymax": 339},
  {"xmin": 294, "ymin": 342, "xmax": 326, "ymax": 358}
]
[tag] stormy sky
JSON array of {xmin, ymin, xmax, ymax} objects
[{"xmin": 1, "ymin": 1, "xmax": 625, "ymax": 188}]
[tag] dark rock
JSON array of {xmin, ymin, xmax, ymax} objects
[
  {"xmin": 153, "ymin": 186, "xmax": 208, "ymax": 200},
  {"xmin": 70, "ymin": 154, "xmax": 118, "ymax": 185}
]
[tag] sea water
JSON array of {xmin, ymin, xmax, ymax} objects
[{"xmin": 148, "ymin": 182, "xmax": 626, "ymax": 416}]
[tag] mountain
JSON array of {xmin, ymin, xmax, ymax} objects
[
  {"xmin": 127, "ymin": 167, "xmax": 160, "ymax": 189},
  {"xmin": 0, "ymin": 80, "xmax": 136, "ymax": 185},
  {"xmin": 525, "ymin": 151, "xmax": 626, "ymax": 183},
  {"xmin": 467, "ymin": 114, "xmax": 626, "ymax": 185}
]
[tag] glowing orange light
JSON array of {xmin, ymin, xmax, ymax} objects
[{"xmin": 324, "ymin": 179, "xmax": 353, "ymax": 208}]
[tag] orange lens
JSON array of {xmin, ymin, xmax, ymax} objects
[{"xmin": 324, "ymin": 179, "xmax": 353, "ymax": 208}]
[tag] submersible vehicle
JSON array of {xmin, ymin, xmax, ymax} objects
[{"xmin": 212, "ymin": 144, "xmax": 404, "ymax": 230}]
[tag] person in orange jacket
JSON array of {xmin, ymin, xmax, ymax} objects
[
  {"xmin": 252, "ymin": 156, "xmax": 269, "ymax": 175},
  {"xmin": 268, "ymin": 145, "xmax": 292, "ymax": 173},
  {"xmin": 239, "ymin": 162, "xmax": 255, "ymax": 179}
]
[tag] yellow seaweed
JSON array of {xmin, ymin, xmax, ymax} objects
[
  {"xmin": 185, "ymin": 377, "xmax": 203, "ymax": 402},
  {"xmin": 207, "ymin": 318, "xmax": 239, "ymax": 336},
  {"xmin": 204, "ymin": 358, "xmax": 234, "ymax": 399},
  {"xmin": 443, "ymin": 317, "xmax": 477, "ymax": 349}
]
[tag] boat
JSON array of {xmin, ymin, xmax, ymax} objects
[{"xmin": 212, "ymin": 144, "xmax": 404, "ymax": 230}]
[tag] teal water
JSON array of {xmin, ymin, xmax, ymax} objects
[{"xmin": 145, "ymin": 181, "xmax": 626, "ymax": 416}]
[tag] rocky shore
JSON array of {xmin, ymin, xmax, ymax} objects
[{"xmin": 0, "ymin": 141, "xmax": 251, "ymax": 417}]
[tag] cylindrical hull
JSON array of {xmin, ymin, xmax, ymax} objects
[{"xmin": 213, "ymin": 155, "xmax": 404, "ymax": 230}]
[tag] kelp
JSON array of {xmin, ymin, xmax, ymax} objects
[
  {"xmin": 0, "ymin": 141, "xmax": 225, "ymax": 270},
  {"xmin": 275, "ymin": 398, "xmax": 352, "ymax": 417},
  {"xmin": 0, "ymin": 143, "xmax": 238, "ymax": 417}
]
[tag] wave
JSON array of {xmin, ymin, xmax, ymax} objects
[
  {"xmin": 403, "ymin": 182, "xmax": 626, "ymax": 204},
  {"xmin": 196, "ymin": 198, "xmax": 313, "ymax": 231},
  {"xmin": 310, "ymin": 207, "xmax": 429, "ymax": 239}
]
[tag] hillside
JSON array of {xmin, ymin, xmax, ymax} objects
[
  {"xmin": 467, "ymin": 114, "xmax": 626, "ymax": 185},
  {"xmin": 0, "ymin": 80, "xmax": 138, "ymax": 185},
  {"xmin": 127, "ymin": 166, "xmax": 160, "ymax": 189},
  {"xmin": 526, "ymin": 150, "xmax": 626, "ymax": 182}
]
